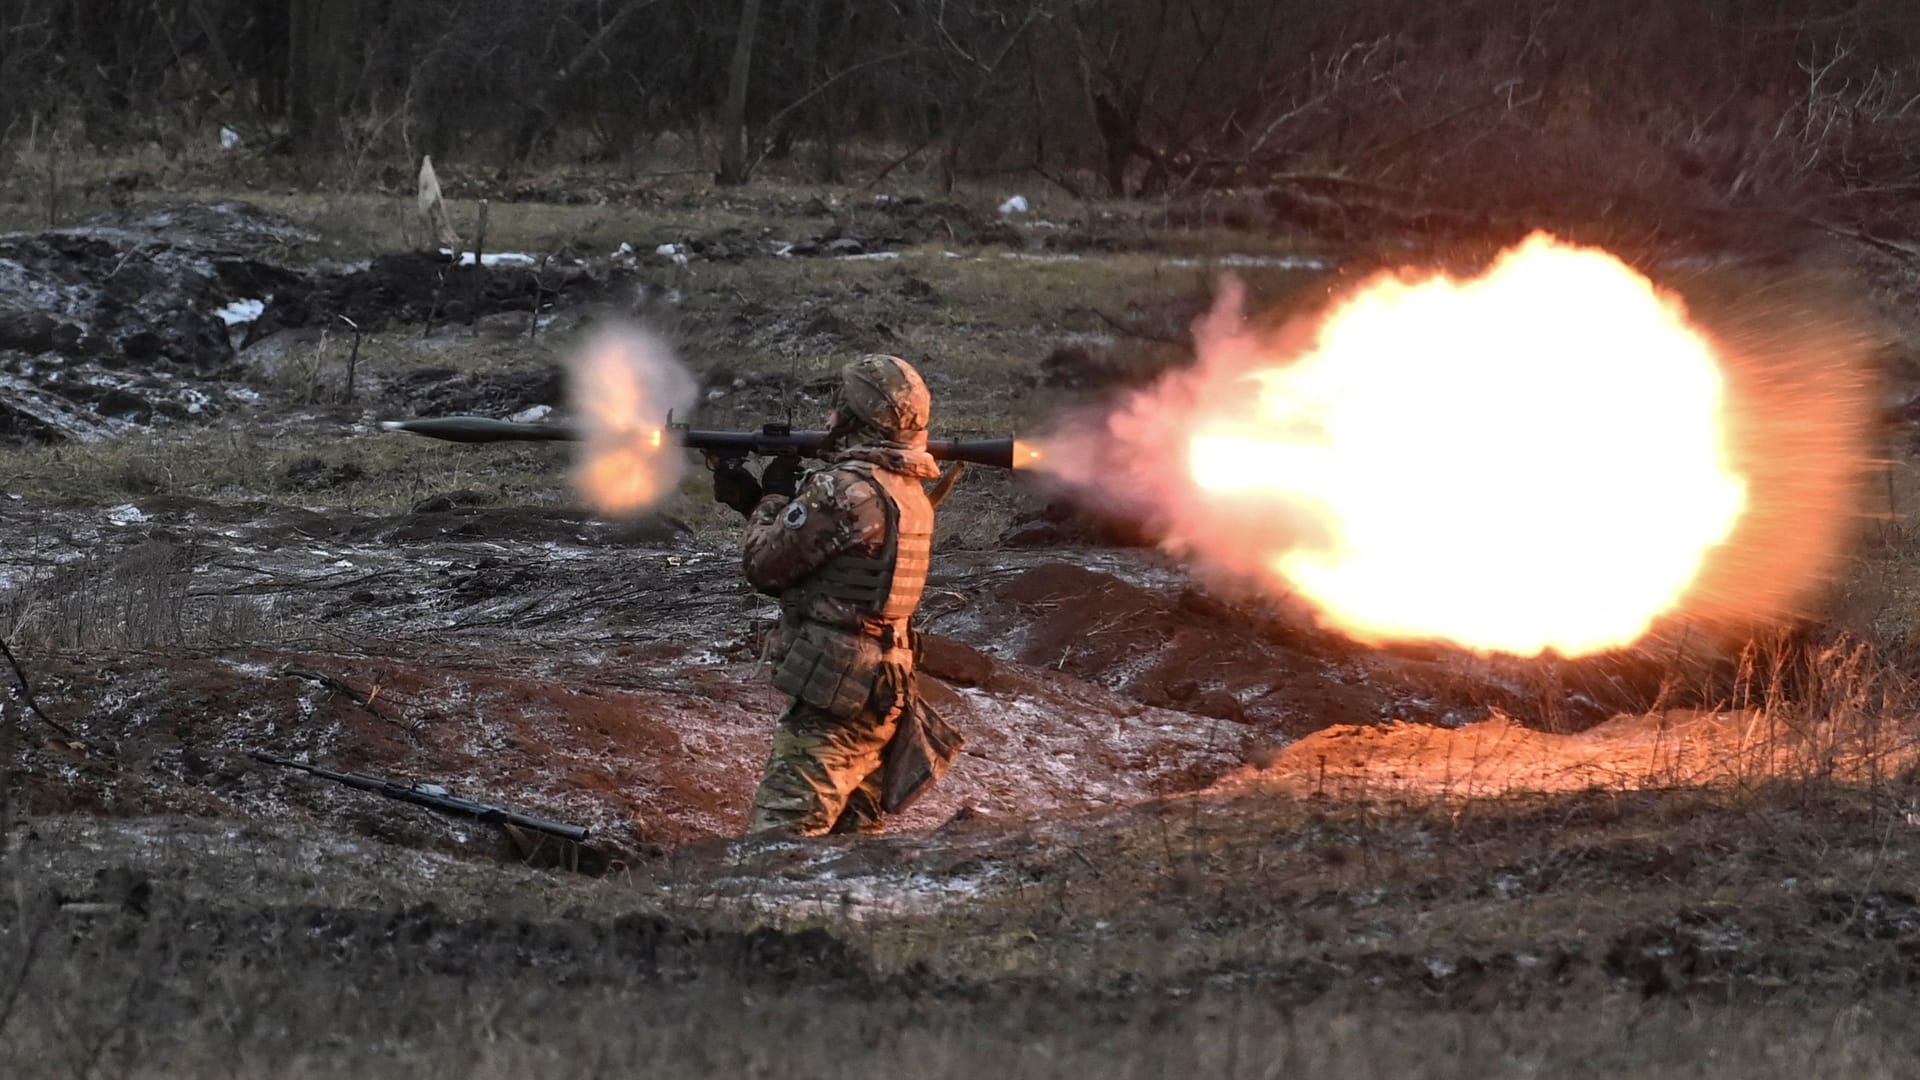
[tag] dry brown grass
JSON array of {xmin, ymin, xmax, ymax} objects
[
  {"xmin": 0, "ymin": 186, "xmax": 1327, "ymax": 553},
  {"xmin": 6, "ymin": 786, "xmax": 1920, "ymax": 1078}
]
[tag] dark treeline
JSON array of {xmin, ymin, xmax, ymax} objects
[{"xmin": 5, "ymin": 0, "xmax": 1920, "ymax": 212}]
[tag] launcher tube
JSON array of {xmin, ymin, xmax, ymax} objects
[{"xmin": 382, "ymin": 416, "xmax": 1018, "ymax": 469}]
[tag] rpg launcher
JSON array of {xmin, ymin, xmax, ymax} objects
[{"xmin": 379, "ymin": 414, "xmax": 1024, "ymax": 471}]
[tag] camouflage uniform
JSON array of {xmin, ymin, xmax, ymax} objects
[{"xmin": 738, "ymin": 356, "xmax": 942, "ymax": 836}]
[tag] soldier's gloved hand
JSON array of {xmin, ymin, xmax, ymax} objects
[
  {"xmin": 760, "ymin": 455, "xmax": 806, "ymax": 500},
  {"xmin": 710, "ymin": 459, "xmax": 763, "ymax": 516}
]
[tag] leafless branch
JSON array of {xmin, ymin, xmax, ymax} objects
[{"xmin": 0, "ymin": 635, "xmax": 78, "ymax": 742}]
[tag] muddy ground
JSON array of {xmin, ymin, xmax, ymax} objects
[{"xmin": 5, "ymin": 181, "xmax": 1920, "ymax": 1076}]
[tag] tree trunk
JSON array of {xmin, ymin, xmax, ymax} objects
[
  {"xmin": 288, "ymin": 0, "xmax": 352, "ymax": 152},
  {"xmin": 287, "ymin": 0, "xmax": 315, "ymax": 145},
  {"xmin": 715, "ymin": 0, "xmax": 762, "ymax": 185}
]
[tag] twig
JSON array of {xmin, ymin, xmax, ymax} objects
[
  {"xmin": 863, "ymin": 135, "xmax": 940, "ymax": 190},
  {"xmin": 472, "ymin": 198, "xmax": 489, "ymax": 270},
  {"xmin": 1027, "ymin": 162, "xmax": 1085, "ymax": 199},
  {"xmin": 276, "ymin": 667, "xmax": 405, "ymax": 727},
  {"xmin": 527, "ymin": 254, "xmax": 551, "ymax": 339},
  {"xmin": 469, "ymin": 199, "xmax": 490, "ymax": 334},
  {"xmin": 338, "ymin": 315, "xmax": 362, "ymax": 402},
  {"xmin": 422, "ymin": 269, "xmax": 446, "ymax": 340},
  {"xmin": 0, "ymin": 635, "xmax": 79, "ymax": 742},
  {"xmin": 746, "ymin": 50, "xmax": 917, "ymax": 178},
  {"xmin": 44, "ymin": 141, "xmax": 59, "ymax": 228},
  {"xmin": 186, "ymin": 568, "xmax": 401, "ymax": 598},
  {"xmin": 1803, "ymin": 217, "xmax": 1920, "ymax": 260},
  {"xmin": 1092, "ymin": 308, "xmax": 1186, "ymax": 347}
]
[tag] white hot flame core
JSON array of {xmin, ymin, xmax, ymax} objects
[{"xmin": 1035, "ymin": 233, "xmax": 1763, "ymax": 658}]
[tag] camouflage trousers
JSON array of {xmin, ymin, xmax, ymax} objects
[{"xmin": 749, "ymin": 688, "xmax": 905, "ymax": 838}]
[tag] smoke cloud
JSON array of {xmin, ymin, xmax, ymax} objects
[{"xmin": 564, "ymin": 322, "xmax": 699, "ymax": 516}]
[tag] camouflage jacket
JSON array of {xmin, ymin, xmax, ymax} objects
[{"xmin": 742, "ymin": 444, "xmax": 940, "ymax": 634}]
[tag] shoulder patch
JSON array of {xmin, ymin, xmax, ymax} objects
[{"xmin": 782, "ymin": 502, "xmax": 809, "ymax": 529}]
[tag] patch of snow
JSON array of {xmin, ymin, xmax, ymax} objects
[
  {"xmin": 1491, "ymin": 872, "xmax": 1529, "ymax": 900},
  {"xmin": 459, "ymin": 251, "xmax": 537, "ymax": 267},
  {"xmin": 1693, "ymin": 925, "xmax": 1755, "ymax": 953},
  {"xmin": 655, "ymin": 242, "xmax": 690, "ymax": 267},
  {"xmin": 106, "ymin": 504, "xmax": 147, "ymax": 526},
  {"xmin": 1164, "ymin": 253, "xmax": 1331, "ymax": 270},
  {"xmin": 509, "ymin": 404, "xmax": 552, "ymax": 424},
  {"xmin": 220, "ymin": 127, "xmax": 242, "ymax": 151},
  {"xmin": 225, "ymin": 386, "xmax": 262, "ymax": 403},
  {"xmin": 683, "ymin": 855, "xmax": 1006, "ymax": 922},
  {"xmin": 215, "ymin": 298, "xmax": 266, "ymax": 326},
  {"xmin": 836, "ymin": 251, "xmax": 901, "ymax": 261},
  {"xmin": 532, "ymin": 541, "xmax": 594, "ymax": 562},
  {"xmin": 998, "ymin": 194, "xmax": 1031, "ymax": 215}
]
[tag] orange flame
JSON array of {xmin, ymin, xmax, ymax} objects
[
  {"xmin": 1032, "ymin": 232, "xmax": 1879, "ymax": 658},
  {"xmin": 1196, "ymin": 234, "xmax": 1745, "ymax": 655},
  {"xmin": 566, "ymin": 325, "xmax": 696, "ymax": 516}
]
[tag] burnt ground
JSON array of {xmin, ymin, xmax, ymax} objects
[{"xmin": 5, "ymin": 188, "xmax": 1920, "ymax": 1075}]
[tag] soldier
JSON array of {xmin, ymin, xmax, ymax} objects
[{"xmin": 711, "ymin": 354, "xmax": 959, "ymax": 836}]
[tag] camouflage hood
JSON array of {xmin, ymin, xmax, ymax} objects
[{"xmin": 828, "ymin": 443, "xmax": 941, "ymax": 479}]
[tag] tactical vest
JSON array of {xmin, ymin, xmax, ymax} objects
[
  {"xmin": 782, "ymin": 461, "xmax": 933, "ymax": 627},
  {"xmin": 771, "ymin": 462, "xmax": 934, "ymax": 715}
]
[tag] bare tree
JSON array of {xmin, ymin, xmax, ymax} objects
[
  {"xmin": 288, "ymin": 0, "xmax": 357, "ymax": 150},
  {"xmin": 715, "ymin": 0, "xmax": 763, "ymax": 184}
]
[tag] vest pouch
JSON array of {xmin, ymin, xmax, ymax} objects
[
  {"xmin": 762, "ymin": 615, "xmax": 799, "ymax": 666},
  {"xmin": 772, "ymin": 620, "xmax": 884, "ymax": 716},
  {"xmin": 880, "ymin": 690, "xmax": 966, "ymax": 814}
]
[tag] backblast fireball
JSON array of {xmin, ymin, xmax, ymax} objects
[{"xmin": 566, "ymin": 324, "xmax": 698, "ymax": 516}]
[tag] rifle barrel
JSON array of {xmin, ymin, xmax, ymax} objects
[{"xmin": 251, "ymin": 751, "xmax": 590, "ymax": 843}]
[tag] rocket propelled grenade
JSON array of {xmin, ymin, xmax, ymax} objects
[
  {"xmin": 381, "ymin": 414, "xmax": 1026, "ymax": 470},
  {"xmin": 379, "ymin": 416, "xmax": 580, "ymax": 442}
]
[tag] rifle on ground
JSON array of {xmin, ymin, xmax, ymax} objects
[
  {"xmin": 380, "ymin": 414, "xmax": 1025, "ymax": 470},
  {"xmin": 251, "ymin": 751, "xmax": 590, "ymax": 843}
]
